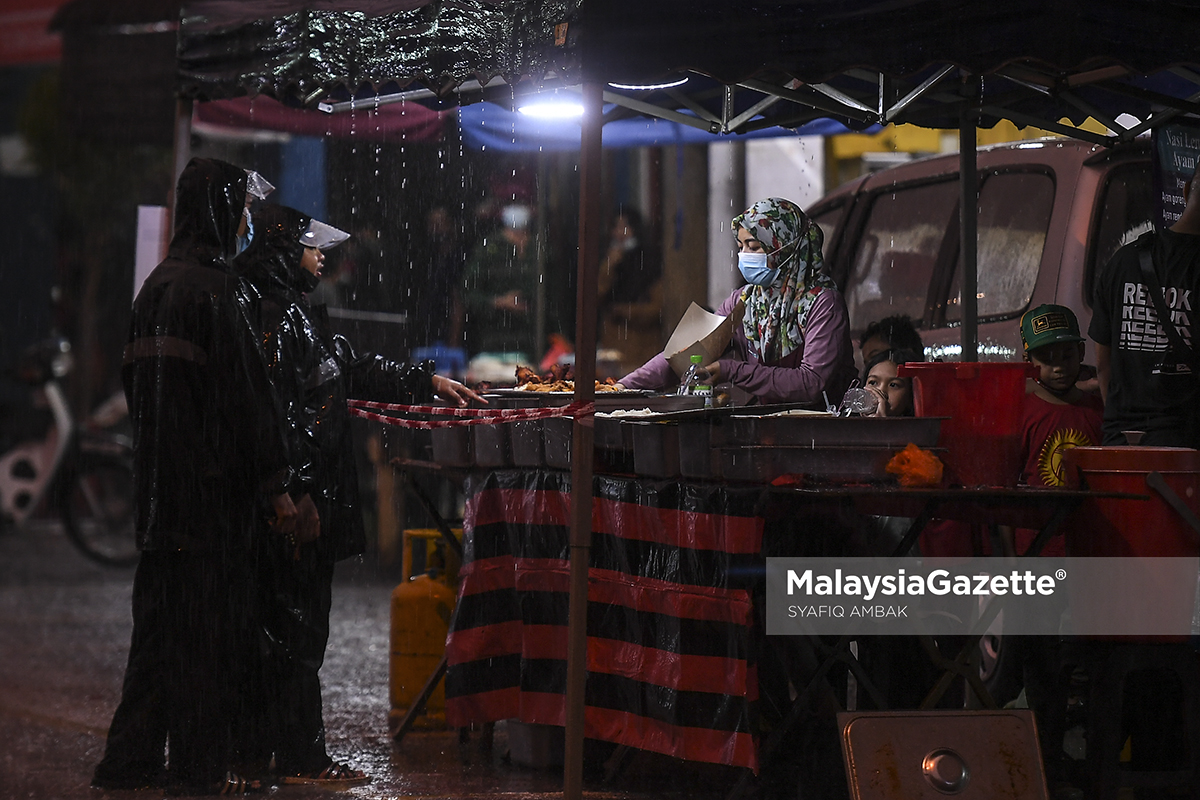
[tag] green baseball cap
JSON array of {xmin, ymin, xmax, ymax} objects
[{"xmin": 1020, "ymin": 303, "xmax": 1084, "ymax": 352}]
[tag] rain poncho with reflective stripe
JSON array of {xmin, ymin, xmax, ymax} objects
[{"xmin": 122, "ymin": 157, "xmax": 290, "ymax": 552}]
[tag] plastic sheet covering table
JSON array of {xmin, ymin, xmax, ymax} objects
[{"xmin": 444, "ymin": 469, "xmax": 766, "ymax": 770}]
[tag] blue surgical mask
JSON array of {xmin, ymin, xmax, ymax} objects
[
  {"xmin": 236, "ymin": 207, "xmax": 253, "ymax": 255},
  {"xmin": 738, "ymin": 252, "xmax": 779, "ymax": 286}
]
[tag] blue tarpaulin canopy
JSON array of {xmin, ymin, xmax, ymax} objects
[{"xmin": 456, "ymin": 102, "xmax": 863, "ymax": 151}]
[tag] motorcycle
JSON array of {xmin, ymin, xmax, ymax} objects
[{"xmin": 0, "ymin": 337, "xmax": 138, "ymax": 567}]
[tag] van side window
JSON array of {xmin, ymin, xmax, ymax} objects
[
  {"xmin": 811, "ymin": 203, "xmax": 846, "ymax": 263},
  {"xmin": 1085, "ymin": 163, "xmax": 1153, "ymax": 308},
  {"xmin": 843, "ymin": 180, "xmax": 958, "ymax": 329},
  {"xmin": 945, "ymin": 171, "xmax": 1054, "ymax": 323}
]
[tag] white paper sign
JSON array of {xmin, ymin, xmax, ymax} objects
[
  {"xmin": 134, "ymin": 205, "xmax": 169, "ymax": 301},
  {"xmin": 664, "ymin": 300, "xmax": 744, "ymax": 377}
]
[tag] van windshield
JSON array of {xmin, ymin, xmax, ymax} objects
[
  {"xmin": 945, "ymin": 171, "xmax": 1055, "ymax": 323},
  {"xmin": 844, "ymin": 180, "xmax": 958, "ymax": 328}
]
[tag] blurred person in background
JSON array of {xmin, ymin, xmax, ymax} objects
[
  {"xmin": 597, "ymin": 207, "xmax": 663, "ymax": 376},
  {"xmin": 858, "ymin": 314, "xmax": 925, "ymax": 365},
  {"xmin": 461, "ymin": 202, "xmax": 540, "ymax": 361},
  {"xmin": 1090, "ymin": 161, "xmax": 1200, "ymax": 446},
  {"xmin": 421, "ymin": 205, "xmax": 465, "ymax": 345}
]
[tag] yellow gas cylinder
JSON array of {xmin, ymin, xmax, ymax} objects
[{"xmin": 389, "ymin": 572, "xmax": 457, "ymax": 730}]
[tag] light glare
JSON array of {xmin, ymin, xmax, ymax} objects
[
  {"xmin": 517, "ymin": 99, "xmax": 585, "ymax": 119},
  {"xmin": 608, "ymin": 77, "xmax": 689, "ymax": 91}
]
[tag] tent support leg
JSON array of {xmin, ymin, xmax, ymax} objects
[
  {"xmin": 564, "ymin": 80, "xmax": 603, "ymax": 800},
  {"xmin": 959, "ymin": 93, "xmax": 979, "ymax": 362},
  {"xmin": 168, "ymin": 97, "xmax": 193, "ymax": 231}
]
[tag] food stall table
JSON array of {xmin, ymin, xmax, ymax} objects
[{"xmin": 437, "ymin": 466, "xmax": 1143, "ymax": 778}]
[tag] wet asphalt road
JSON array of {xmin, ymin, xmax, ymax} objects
[{"xmin": 0, "ymin": 520, "xmax": 747, "ymax": 800}]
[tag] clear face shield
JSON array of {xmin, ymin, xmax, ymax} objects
[
  {"xmin": 244, "ymin": 170, "xmax": 276, "ymax": 201},
  {"xmin": 300, "ymin": 219, "xmax": 351, "ymax": 250},
  {"xmin": 237, "ymin": 171, "xmax": 276, "ymax": 254}
]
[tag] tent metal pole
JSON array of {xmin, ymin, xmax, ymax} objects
[
  {"xmin": 563, "ymin": 80, "xmax": 602, "ymax": 800},
  {"xmin": 168, "ymin": 97, "xmax": 193, "ymax": 230},
  {"xmin": 959, "ymin": 100, "xmax": 978, "ymax": 362}
]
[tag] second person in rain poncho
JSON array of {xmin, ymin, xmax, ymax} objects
[
  {"xmin": 232, "ymin": 204, "xmax": 480, "ymax": 786},
  {"xmin": 620, "ymin": 197, "xmax": 856, "ymax": 405}
]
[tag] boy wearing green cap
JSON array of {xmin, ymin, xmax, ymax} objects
[{"xmin": 1006, "ymin": 303, "xmax": 1104, "ymax": 556}]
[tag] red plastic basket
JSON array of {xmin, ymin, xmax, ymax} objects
[{"xmin": 897, "ymin": 362, "xmax": 1037, "ymax": 487}]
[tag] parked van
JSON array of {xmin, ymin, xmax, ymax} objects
[{"xmin": 808, "ymin": 138, "xmax": 1154, "ymax": 361}]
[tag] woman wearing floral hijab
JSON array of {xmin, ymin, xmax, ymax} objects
[{"xmin": 620, "ymin": 197, "xmax": 856, "ymax": 405}]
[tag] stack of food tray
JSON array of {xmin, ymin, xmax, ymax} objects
[
  {"xmin": 430, "ymin": 390, "xmax": 706, "ymax": 470},
  {"xmin": 628, "ymin": 407, "xmax": 944, "ymax": 482}
]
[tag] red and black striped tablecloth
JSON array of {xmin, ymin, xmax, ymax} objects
[{"xmin": 444, "ymin": 469, "xmax": 765, "ymax": 771}]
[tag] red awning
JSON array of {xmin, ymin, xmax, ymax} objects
[
  {"xmin": 193, "ymin": 94, "xmax": 451, "ymax": 143},
  {"xmin": 0, "ymin": 0, "xmax": 65, "ymax": 66}
]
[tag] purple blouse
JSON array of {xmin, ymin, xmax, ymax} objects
[{"xmin": 619, "ymin": 285, "xmax": 857, "ymax": 405}]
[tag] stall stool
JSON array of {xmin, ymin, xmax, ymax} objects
[{"xmin": 1077, "ymin": 641, "xmax": 1200, "ymax": 800}]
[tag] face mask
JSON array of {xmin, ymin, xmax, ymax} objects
[
  {"xmin": 738, "ymin": 252, "xmax": 780, "ymax": 286},
  {"xmin": 236, "ymin": 207, "xmax": 253, "ymax": 255},
  {"xmin": 501, "ymin": 205, "xmax": 531, "ymax": 230}
]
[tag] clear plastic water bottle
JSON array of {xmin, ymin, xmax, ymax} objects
[{"xmin": 677, "ymin": 354, "xmax": 704, "ymax": 395}]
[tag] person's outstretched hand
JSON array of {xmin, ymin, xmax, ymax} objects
[{"xmin": 433, "ymin": 374, "xmax": 486, "ymax": 407}]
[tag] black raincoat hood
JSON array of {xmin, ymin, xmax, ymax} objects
[
  {"xmin": 235, "ymin": 204, "xmax": 321, "ymax": 296},
  {"xmin": 170, "ymin": 157, "xmax": 249, "ymax": 270}
]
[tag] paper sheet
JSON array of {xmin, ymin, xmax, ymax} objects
[{"xmin": 664, "ymin": 300, "xmax": 744, "ymax": 376}]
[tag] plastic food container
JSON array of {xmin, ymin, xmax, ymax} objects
[
  {"xmin": 719, "ymin": 445, "xmax": 905, "ymax": 483},
  {"xmin": 678, "ymin": 419, "xmax": 723, "ymax": 479},
  {"xmin": 726, "ymin": 414, "xmax": 942, "ymax": 448},
  {"xmin": 472, "ymin": 423, "xmax": 510, "ymax": 468},
  {"xmin": 543, "ymin": 417, "xmax": 573, "ymax": 470},
  {"xmin": 630, "ymin": 421, "xmax": 680, "ymax": 478},
  {"xmin": 431, "ymin": 426, "xmax": 473, "ymax": 468},
  {"xmin": 898, "ymin": 362, "xmax": 1035, "ymax": 487},
  {"xmin": 510, "ymin": 420, "xmax": 544, "ymax": 467}
]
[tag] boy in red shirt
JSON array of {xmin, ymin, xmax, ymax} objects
[{"xmin": 1006, "ymin": 303, "xmax": 1104, "ymax": 557}]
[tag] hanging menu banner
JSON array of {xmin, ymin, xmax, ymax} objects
[{"xmin": 1155, "ymin": 121, "xmax": 1200, "ymax": 228}]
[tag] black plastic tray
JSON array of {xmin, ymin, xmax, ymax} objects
[{"xmin": 727, "ymin": 415, "xmax": 943, "ymax": 448}]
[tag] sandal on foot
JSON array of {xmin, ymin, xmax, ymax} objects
[
  {"xmin": 167, "ymin": 772, "xmax": 263, "ymax": 796},
  {"xmin": 216, "ymin": 773, "xmax": 263, "ymax": 796},
  {"xmin": 280, "ymin": 762, "xmax": 371, "ymax": 787}
]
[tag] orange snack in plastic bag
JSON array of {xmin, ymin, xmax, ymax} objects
[{"xmin": 886, "ymin": 443, "xmax": 944, "ymax": 487}]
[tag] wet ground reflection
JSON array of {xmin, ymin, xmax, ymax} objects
[{"xmin": 0, "ymin": 521, "xmax": 742, "ymax": 799}]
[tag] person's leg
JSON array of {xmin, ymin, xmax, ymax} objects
[
  {"xmin": 231, "ymin": 534, "xmax": 276, "ymax": 779},
  {"xmin": 92, "ymin": 553, "xmax": 169, "ymax": 789},
  {"xmin": 273, "ymin": 551, "xmax": 335, "ymax": 775},
  {"xmin": 166, "ymin": 551, "xmax": 258, "ymax": 792}
]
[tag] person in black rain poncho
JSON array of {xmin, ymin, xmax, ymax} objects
[
  {"xmin": 93, "ymin": 158, "xmax": 311, "ymax": 796},
  {"xmin": 233, "ymin": 204, "xmax": 480, "ymax": 786}
]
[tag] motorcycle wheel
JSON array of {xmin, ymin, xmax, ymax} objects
[{"xmin": 61, "ymin": 451, "xmax": 139, "ymax": 567}]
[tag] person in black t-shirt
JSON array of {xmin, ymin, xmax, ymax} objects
[{"xmin": 1089, "ymin": 163, "xmax": 1200, "ymax": 447}]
